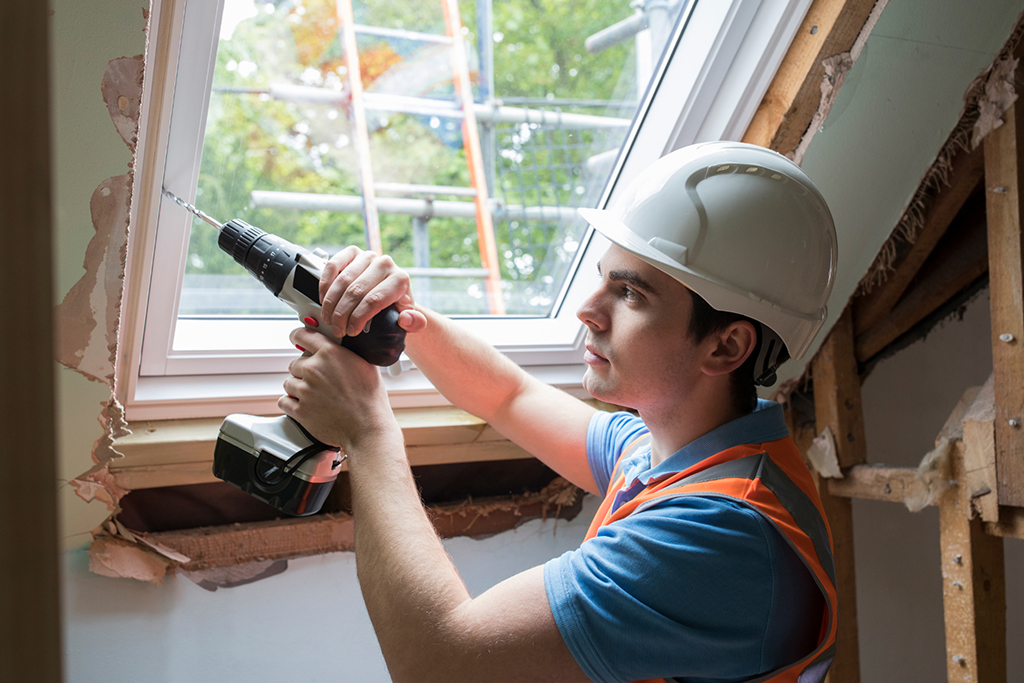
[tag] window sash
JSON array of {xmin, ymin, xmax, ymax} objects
[{"xmin": 122, "ymin": 0, "xmax": 812, "ymax": 420}]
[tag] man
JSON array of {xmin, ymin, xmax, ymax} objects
[{"xmin": 280, "ymin": 142, "xmax": 839, "ymax": 683}]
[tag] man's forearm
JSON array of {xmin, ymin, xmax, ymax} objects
[
  {"xmin": 348, "ymin": 427, "xmax": 472, "ymax": 682},
  {"xmin": 403, "ymin": 307, "xmax": 532, "ymax": 424},
  {"xmin": 346, "ymin": 426, "xmax": 590, "ymax": 683},
  {"xmin": 403, "ymin": 306, "xmax": 599, "ymax": 494}
]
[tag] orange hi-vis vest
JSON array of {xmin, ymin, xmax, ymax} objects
[{"xmin": 584, "ymin": 434, "xmax": 838, "ymax": 683}]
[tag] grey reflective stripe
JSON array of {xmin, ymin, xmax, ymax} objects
[{"xmin": 662, "ymin": 451, "xmax": 836, "ymax": 587}]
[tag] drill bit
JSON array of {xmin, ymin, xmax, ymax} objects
[{"xmin": 162, "ymin": 188, "xmax": 225, "ymax": 231}]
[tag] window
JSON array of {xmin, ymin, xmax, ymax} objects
[{"xmin": 122, "ymin": 0, "xmax": 811, "ymax": 420}]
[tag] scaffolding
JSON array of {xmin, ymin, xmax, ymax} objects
[{"xmin": 224, "ymin": 0, "xmax": 669, "ymax": 315}]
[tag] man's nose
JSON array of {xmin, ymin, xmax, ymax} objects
[{"xmin": 577, "ymin": 290, "xmax": 608, "ymax": 331}]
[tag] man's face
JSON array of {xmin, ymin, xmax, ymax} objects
[{"xmin": 576, "ymin": 245, "xmax": 705, "ymax": 412}]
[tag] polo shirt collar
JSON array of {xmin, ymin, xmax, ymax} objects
[{"xmin": 620, "ymin": 399, "xmax": 791, "ymax": 487}]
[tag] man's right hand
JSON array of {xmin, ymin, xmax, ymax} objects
[{"xmin": 318, "ymin": 246, "xmax": 428, "ymax": 338}]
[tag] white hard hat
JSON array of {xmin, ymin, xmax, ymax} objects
[{"xmin": 579, "ymin": 141, "xmax": 837, "ymax": 371}]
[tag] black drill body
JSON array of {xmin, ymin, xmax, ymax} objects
[{"xmin": 217, "ymin": 218, "xmax": 405, "ymax": 366}]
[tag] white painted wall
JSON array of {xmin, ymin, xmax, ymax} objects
[{"xmin": 62, "ymin": 496, "xmax": 599, "ymax": 683}]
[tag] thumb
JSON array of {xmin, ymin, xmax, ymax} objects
[{"xmin": 397, "ymin": 309, "xmax": 428, "ymax": 334}]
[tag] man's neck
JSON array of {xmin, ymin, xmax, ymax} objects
[{"xmin": 641, "ymin": 389, "xmax": 749, "ymax": 467}]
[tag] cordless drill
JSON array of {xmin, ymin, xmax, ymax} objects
[{"xmin": 163, "ymin": 189, "xmax": 406, "ymax": 516}]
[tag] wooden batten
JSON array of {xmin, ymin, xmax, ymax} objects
[
  {"xmin": 983, "ymin": 99, "xmax": 1024, "ymax": 509},
  {"xmin": 826, "ymin": 465, "xmax": 916, "ymax": 504},
  {"xmin": 938, "ymin": 441, "xmax": 1007, "ymax": 683}
]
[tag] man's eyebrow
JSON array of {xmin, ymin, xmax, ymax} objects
[{"xmin": 597, "ymin": 262, "xmax": 659, "ymax": 295}]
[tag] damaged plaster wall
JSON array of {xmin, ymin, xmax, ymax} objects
[
  {"xmin": 774, "ymin": 0, "xmax": 1024, "ymax": 388},
  {"xmin": 51, "ymin": 0, "xmax": 147, "ymax": 548},
  {"xmin": 61, "ymin": 491, "xmax": 599, "ymax": 683}
]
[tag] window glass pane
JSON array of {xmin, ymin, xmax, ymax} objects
[{"xmin": 178, "ymin": 0, "xmax": 687, "ymax": 323}]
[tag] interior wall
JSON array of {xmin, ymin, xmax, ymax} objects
[
  {"xmin": 62, "ymin": 495, "xmax": 599, "ymax": 683},
  {"xmin": 51, "ymin": 0, "xmax": 145, "ymax": 547},
  {"xmin": 858, "ymin": 290, "xmax": 1024, "ymax": 681}
]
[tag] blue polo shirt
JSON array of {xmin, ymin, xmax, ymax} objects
[{"xmin": 543, "ymin": 400, "xmax": 823, "ymax": 683}]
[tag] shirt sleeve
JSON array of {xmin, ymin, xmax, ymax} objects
[
  {"xmin": 543, "ymin": 496, "xmax": 787, "ymax": 683},
  {"xmin": 586, "ymin": 411, "xmax": 648, "ymax": 496}
]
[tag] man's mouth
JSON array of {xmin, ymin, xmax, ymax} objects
[{"xmin": 583, "ymin": 344, "xmax": 609, "ymax": 366}]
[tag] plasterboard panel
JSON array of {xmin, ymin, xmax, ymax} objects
[{"xmin": 775, "ymin": 0, "xmax": 1024, "ymax": 386}]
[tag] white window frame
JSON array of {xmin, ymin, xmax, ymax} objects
[{"xmin": 120, "ymin": 0, "xmax": 812, "ymax": 421}]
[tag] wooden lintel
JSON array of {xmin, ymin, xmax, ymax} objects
[
  {"xmin": 742, "ymin": 0, "xmax": 879, "ymax": 154},
  {"xmin": 811, "ymin": 307, "xmax": 864, "ymax": 683},
  {"xmin": 938, "ymin": 441, "xmax": 1007, "ymax": 683},
  {"xmin": 854, "ymin": 146, "xmax": 985, "ymax": 337},
  {"xmin": 826, "ymin": 465, "xmax": 917, "ymax": 504},
  {"xmin": 983, "ymin": 99, "xmax": 1024, "ymax": 508},
  {"xmin": 144, "ymin": 481, "xmax": 583, "ymax": 571},
  {"xmin": 855, "ymin": 205, "xmax": 989, "ymax": 363}
]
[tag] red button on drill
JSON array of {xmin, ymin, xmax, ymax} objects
[{"xmin": 303, "ymin": 316, "xmax": 319, "ymax": 328}]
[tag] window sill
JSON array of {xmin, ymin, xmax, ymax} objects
[{"xmin": 112, "ymin": 405, "xmax": 551, "ymax": 490}]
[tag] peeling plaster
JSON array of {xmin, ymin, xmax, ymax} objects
[
  {"xmin": 55, "ymin": 53, "xmax": 146, "ymax": 570},
  {"xmin": 971, "ymin": 55, "xmax": 1019, "ymax": 148},
  {"xmin": 88, "ymin": 535, "xmax": 170, "ymax": 585},
  {"xmin": 790, "ymin": 0, "xmax": 890, "ymax": 166}
]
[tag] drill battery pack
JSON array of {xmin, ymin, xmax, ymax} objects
[{"xmin": 213, "ymin": 414, "xmax": 343, "ymax": 516}]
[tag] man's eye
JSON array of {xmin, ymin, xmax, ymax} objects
[{"xmin": 623, "ymin": 287, "xmax": 640, "ymax": 302}]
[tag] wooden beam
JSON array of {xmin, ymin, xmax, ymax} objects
[
  {"xmin": 939, "ymin": 441, "xmax": 1006, "ymax": 683},
  {"xmin": 814, "ymin": 308, "xmax": 868, "ymax": 469},
  {"xmin": 854, "ymin": 147, "xmax": 985, "ymax": 337},
  {"xmin": 0, "ymin": 3, "xmax": 62, "ymax": 681},
  {"xmin": 742, "ymin": 0, "xmax": 878, "ymax": 154},
  {"xmin": 812, "ymin": 307, "xmax": 864, "ymax": 683},
  {"xmin": 855, "ymin": 205, "xmax": 989, "ymax": 362},
  {"xmin": 983, "ymin": 100, "xmax": 1024, "ymax": 508},
  {"xmin": 826, "ymin": 465, "xmax": 916, "ymax": 504}
]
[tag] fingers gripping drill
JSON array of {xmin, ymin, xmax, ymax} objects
[{"xmin": 163, "ymin": 189, "xmax": 406, "ymax": 516}]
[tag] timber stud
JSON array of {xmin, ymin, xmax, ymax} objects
[{"xmin": 999, "ymin": 333, "xmax": 1014, "ymax": 342}]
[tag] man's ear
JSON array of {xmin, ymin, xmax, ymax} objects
[{"xmin": 701, "ymin": 320, "xmax": 757, "ymax": 377}]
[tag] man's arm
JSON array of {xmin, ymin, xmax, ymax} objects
[
  {"xmin": 279, "ymin": 330, "xmax": 592, "ymax": 683},
  {"xmin": 316, "ymin": 247, "xmax": 599, "ymax": 494},
  {"xmin": 404, "ymin": 307, "xmax": 599, "ymax": 494}
]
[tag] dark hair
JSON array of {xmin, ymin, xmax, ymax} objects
[{"xmin": 685, "ymin": 289, "xmax": 763, "ymax": 415}]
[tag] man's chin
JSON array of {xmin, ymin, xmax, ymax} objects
[{"xmin": 582, "ymin": 370, "xmax": 614, "ymax": 403}]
